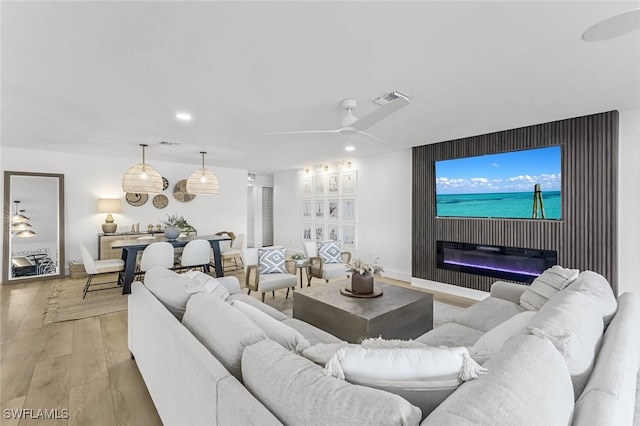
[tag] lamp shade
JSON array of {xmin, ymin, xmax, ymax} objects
[
  {"xmin": 17, "ymin": 230, "xmax": 36, "ymax": 238},
  {"xmin": 122, "ymin": 163, "xmax": 163, "ymax": 194},
  {"xmin": 186, "ymin": 152, "xmax": 220, "ymax": 195},
  {"xmin": 122, "ymin": 144, "xmax": 163, "ymax": 194},
  {"xmin": 97, "ymin": 198, "xmax": 122, "ymax": 213}
]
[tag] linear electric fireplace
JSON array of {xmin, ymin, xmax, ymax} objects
[{"xmin": 436, "ymin": 241, "xmax": 557, "ymax": 283}]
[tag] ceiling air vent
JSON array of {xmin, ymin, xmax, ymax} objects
[
  {"xmin": 247, "ymin": 172, "xmax": 256, "ymax": 181},
  {"xmin": 373, "ymin": 90, "xmax": 410, "ymax": 106},
  {"xmin": 159, "ymin": 140, "xmax": 179, "ymax": 146}
]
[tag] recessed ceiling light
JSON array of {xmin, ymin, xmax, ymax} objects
[
  {"xmin": 345, "ymin": 146, "xmax": 355, "ymax": 152},
  {"xmin": 176, "ymin": 112, "xmax": 192, "ymax": 121},
  {"xmin": 582, "ymin": 9, "xmax": 640, "ymax": 42}
]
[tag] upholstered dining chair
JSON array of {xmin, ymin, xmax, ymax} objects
[
  {"xmin": 303, "ymin": 241, "xmax": 351, "ymax": 283},
  {"xmin": 242, "ymin": 246, "xmax": 297, "ymax": 302},
  {"xmin": 79, "ymin": 244, "xmax": 125, "ymax": 299},
  {"xmin": 179, "ymin": 239, "xmax": 211, "ymax": 273},
  {"xmin": 220, "ymin": 233, "xmax": 245, "ymax": 271},
  {"xmin": 137, "ymin": 241, "xmax": 175, "ymax": 279}
]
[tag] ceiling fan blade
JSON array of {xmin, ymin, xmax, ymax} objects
[
  {"xmin": 265, "ymin": 129, "xmax": 341, "ymax": 136},
  {"xmin": 351, "ymin": 94, "xmax": 410, "ymax": 132},
  {"xmin": 357, "ymin": 131, "xmax": 392, "ymax": 146}
]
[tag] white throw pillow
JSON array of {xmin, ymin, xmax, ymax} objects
[
  {"xmin": 143, "ymin": 267, "xmax": 208, "ymax": 320},
  {"xmin": 183, "ymin": 270, "xmax": 230, "ymax": 301},
  {"xmin": 302, "ymin": 342, "xmax": 352, "ymax": 366},
  {"xmin": 471, "ymin": 311, "xmax": 537, "ymax": 355},
  {"xmin": 258, "ymin": 248, "xmax": 287, "ymax": 274},
  {"xmin": 323, "ymin": 345, "xmax": 486, "ymax": 419},
  {"xmin": 317, "ymin": 241, "xmax": 342, "ymax": 264},
  {"xmin": 520, "ymin": 265, "xmax": 580, "ymax": 311},
  {"xmin": 231, "ymin": 300, "xmax": 310, "ymax": 353}
]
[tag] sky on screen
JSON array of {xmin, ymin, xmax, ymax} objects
[{"xmin": 435, "ymin": 146, "xmax": 562, "ymax": 194}]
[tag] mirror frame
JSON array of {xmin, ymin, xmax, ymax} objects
[{"xmin": 3, "ymin": 171, "xmax": 65, "ymax": 283}]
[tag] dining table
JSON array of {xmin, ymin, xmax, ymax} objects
[{"xmin": 110, "ymin": 234, "xmax": 231, "ymax": 294}]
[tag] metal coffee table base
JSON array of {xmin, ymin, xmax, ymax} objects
[{"xmin": 293, "ymin": 281, "xmax": 433, "ymax": 343}]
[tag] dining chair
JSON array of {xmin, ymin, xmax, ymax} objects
[
  {"xmin": 179, "ymin": 239, "xmax": 211, "ymax": 273},
  {"xmin": 137, "ymin": 242, "xmax": 175, "ymax": 279},
  {"xmin": 80, "ymin": 244, "xmax": 125, "ymax": 299},
  {"xmin": 220, "ymin": 233, "xmax": 245, "ymax": 271}
]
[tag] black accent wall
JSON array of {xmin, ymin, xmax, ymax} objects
[{"xmin": 412, "ymin": 111, "xmax": 618, "ymax": 294}]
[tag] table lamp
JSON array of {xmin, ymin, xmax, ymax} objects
[{"xmin": 98, "ymin": 198, "xmax": 121, "ymax": 233}]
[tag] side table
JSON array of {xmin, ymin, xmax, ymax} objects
[{"xmin": 294, "ymin": 261, "xmax": 312, "ymax": 288}]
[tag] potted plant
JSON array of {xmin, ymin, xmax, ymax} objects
[
  {"xmin": 291, "ymin": 253, "xmax": 306, "ymax": 265},
  {"xmin": 163, "ymin": 214, "xmax": 196, "ymax": 240},
  {"xmin": 346, "ymin": 258, "xmax": 384, "ymax": 294}
]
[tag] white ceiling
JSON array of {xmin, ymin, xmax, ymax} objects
[{"xmin": 2, "ymin": 1, "xmax": 639, "ymax": 175}]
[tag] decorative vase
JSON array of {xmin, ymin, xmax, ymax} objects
[
  {"xmin": 164, "ymin": 226, "xmax": 181, "ymax": 241},
  {"xmin": 351, "ymin": 272, "xmax": 374, "ymax": 294}
]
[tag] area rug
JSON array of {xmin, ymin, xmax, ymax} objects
[{"xmin": 43, "ymin": 274, "xmax": 126, "ymax": 325}]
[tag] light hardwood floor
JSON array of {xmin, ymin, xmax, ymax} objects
[{"xmin": 0, "ymin": 272, "xmax": 474, "ymax": 425}]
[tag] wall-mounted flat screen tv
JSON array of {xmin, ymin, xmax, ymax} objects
[{"xmin": 435, "ymin": 146, "xmax": 562, "ymax": 220}]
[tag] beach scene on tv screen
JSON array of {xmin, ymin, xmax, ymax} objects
[{"xmin": 435, "ymin": 146, "xmax": 562, "ymax": 219}]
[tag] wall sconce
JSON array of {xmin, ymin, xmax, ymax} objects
[
  {"xmin": 336, "ymin": 160, "xmax": 352, "ymax": 169},
  {"xmin": 315, "ymin": 164, "xmax": 329, "ymax": 172},
  {"xmin": 297, "ymin": 167, "xmax": 311, "ymax": 175}
]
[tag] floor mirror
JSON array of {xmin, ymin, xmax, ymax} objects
[{"xmin": 2, "ymin": 171, "xmax": 65, "ymax": 283}]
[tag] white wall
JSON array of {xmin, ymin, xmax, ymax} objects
[
  {"xmin": 1, "ymin": 147, "xmax": 247, "ymax": 278},
  {"xmin": 618, "ymin": 109, "xmax": 640, "ymax": 295},
  {"xmin": 274, "ymin": 150, "xmax": 412, "ymax": 281}
]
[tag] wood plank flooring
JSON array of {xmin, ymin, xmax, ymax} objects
[
  {"xmin": 0, "ymin": 271, "xmax": 474, "ymax": 425},
  {"xmin": 0, "ymin": 279, "xmax": 161, "ymax": 426}
]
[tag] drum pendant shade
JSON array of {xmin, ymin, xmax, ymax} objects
[
  {"xmin": 122, "ymin": 144, "xmax": 163, "ymax": 194},
  {"xmin": 186, "ymin": 152, "xmax": 220, "ymax": 195}
]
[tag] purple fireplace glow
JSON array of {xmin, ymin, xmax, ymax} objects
[{"xmin": 437, "ymin": 241, "xmax": 557, "ymax": 283}]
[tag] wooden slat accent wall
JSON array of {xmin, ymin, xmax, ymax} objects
[{"xmin": 412, "ymin": 111, "xmax": 618, "ymax": 294}]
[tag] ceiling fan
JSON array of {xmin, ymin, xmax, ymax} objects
[{"xmin": 266, "ymin": 91, "xmax": 410, "ymax": 145}]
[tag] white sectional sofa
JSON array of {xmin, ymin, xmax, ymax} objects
[{"xmin": 129, "ymin": 267, "xmax": 639, "ymax": 425}]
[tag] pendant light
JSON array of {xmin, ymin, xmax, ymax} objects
[
  {"xmin": 122, "ymin": 144, "xmax": 163, "ymax": 194},
  {"xmin": 12, "ymin": 201, "xmax": 29, "ymax": 223},
  {"xmin": 13, "ymin": 208, "xmax": 36, "ymax": 237},
  {"xmin": 186, "ymin": 152, "xmax": 220, "ymax": 195}
]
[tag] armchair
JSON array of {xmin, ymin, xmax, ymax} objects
[
  {"xmin": 242, "ymin": 247, "xmax": 297, "ymax": 302},
  {"xmin": 303, "ymin": 241, "xmax": 351, "ymax": 283}
]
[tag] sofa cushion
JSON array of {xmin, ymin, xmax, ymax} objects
[
  {"xmin": 318, "ymin": 240, "xmax": 342, "ymax": 264},
  {"xmin": 182, "ymin": 292, "xmax": 267, "ymax": 381},
  {"xmin": 415, "ymin": 322, "xmax": 484, "ymax": 348},
  {"xmin": 452, "ymin": 297, "xmax": 526, "ymax": 332},
  {"xmin": 524, "ymin": 289, "xmax": 604, "ymax": 398},
  {"xmin": 242, "ymin": 340, "xmax": 422, "ymax": 426},
  {"xmin": 143, "ymin": 267, "xmax": 207, "ymax": 320},
  {"xmin": 281, "ymin": 318, "xmax": 344, "ymax": 346},
  {"xmin": 183, "ymin": 270, "xmax": 230, "ymax": 301},
  {"xmin": 471, "ymin": 311, "xmax": 537, "ymax": 356},
  {"xmin": 231, "ymin": 300, "xmax": 310, "ymax": 353},
  {"xmin": 323, "ymin": 345, "xmax": 485, "ymax": 420},
  {"xmin": 564, "ymin": 270, "xmax": 617, "ymax": 326},
  {"xmin": 423, "ymin": 334, "xmax": 574, "ymax": 426},
  {"xmin": 573, "ymin": 293, "xmax": 640, "ymax": 426},
  {"xmin": 255, "ymin": 272, "xmax": 297, "ymax": 292},
  {"xmin": 258, "ymin": 247, "xmax": 287, "ymax": 274},
  {"xmin": 519, "ymin": 265, "xmax": 579, "ymax": 311},
  {"xmin": 226, "ymin": 293, "xmax": 288, "ymax": 321}
]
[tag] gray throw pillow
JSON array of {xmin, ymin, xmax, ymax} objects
[
  {"xmin": 258, "ymin": 248, "xmax": 287, "ymax": 274},
  {"xmin": 317, "ymin": 240, "xmax": 342, "ymax": 264}
]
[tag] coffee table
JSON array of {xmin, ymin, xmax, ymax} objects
[{"xmin": 293, "ymin": 280, "xmax": 433, "ymax": 343}]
